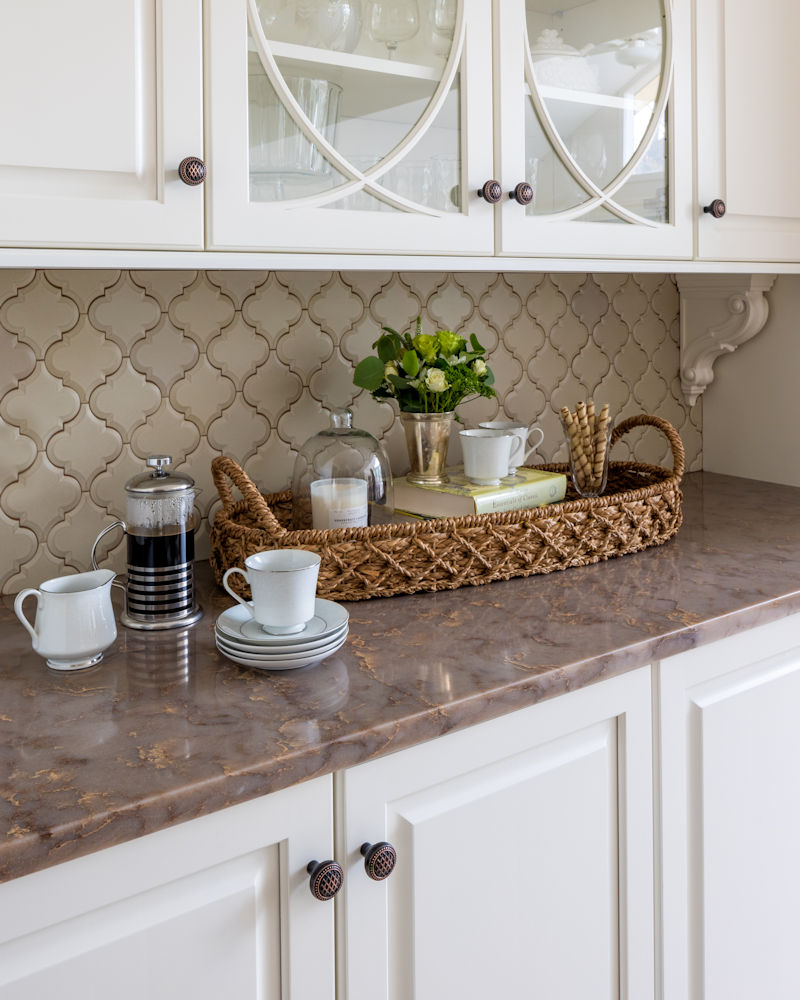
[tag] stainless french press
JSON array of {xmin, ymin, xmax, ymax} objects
[{"xmin": 91, "ymin": 455, "xmax": 203, "ymax": 630}]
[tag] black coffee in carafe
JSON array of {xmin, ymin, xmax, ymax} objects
[{"xmin": 91, "ymin": 456, "xmax": 202, "ymax": 630}]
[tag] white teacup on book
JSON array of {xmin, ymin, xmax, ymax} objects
[
  {"xmin": 459, "ymin": 428, "xmax": 522, "ymax": 486},
  {"xmin": 478, "ymin": 421, "xmax": 544, "ymax": 475},
  {"xmin": 222, "ymin": 548, "xmax": 321, "ymax": 635}
]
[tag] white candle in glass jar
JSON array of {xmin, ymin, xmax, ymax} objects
[{"xmin": 310, "ymin": 478, "xmax": 368, "ymax": 530}]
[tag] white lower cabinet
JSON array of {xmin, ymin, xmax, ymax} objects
[
  {"xmin": 0, "ymin": 776, "xmax": 336, "ymax": 1000},
  {"xmin": 658, "ymin": 614, "xmax": 800, "ymax": 1000},
  {"xmin": 338, "ymin": 668, "xmax": 655, "ymax": 1000}
]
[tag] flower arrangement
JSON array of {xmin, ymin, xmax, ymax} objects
[{"xmin": 353, "ymin": 317, "xmax": 497, "ymax": 414}]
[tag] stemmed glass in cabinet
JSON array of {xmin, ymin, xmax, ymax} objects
[{"xmin": 366, "ymin": 0, "xmax": 420, "ymax": 58}]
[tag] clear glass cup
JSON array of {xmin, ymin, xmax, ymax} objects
[
  {"xmin": 560, "ymin": 412, "xmax": 613, "ymax": 498},
  {"xmin": 366, "ymin": 0, "xmax": 420, "ymax": 58}
]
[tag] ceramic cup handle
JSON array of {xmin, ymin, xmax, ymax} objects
[
  {"xmin": 507, "ymin": 434, "xmax": 523, "ymax": 466},
  {"xmin": 13, "ymin": 588, "xmax": 40, "ymax": 644},
  {"xmin": 524, "ymin": 427, "xmax": 545, "ymax": 463},
  {"xmin": 222, "ymin": 567, "xmax": 252, "ymax": 611}
]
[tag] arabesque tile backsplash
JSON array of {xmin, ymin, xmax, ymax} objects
[{"xmin": 0, "ymin": 269, "xmax": 700, "ymax": 594}]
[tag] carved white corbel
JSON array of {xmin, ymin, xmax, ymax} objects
[{"xmin": 676, "ymin": 275, "xmax": 777, "ymax": 406}]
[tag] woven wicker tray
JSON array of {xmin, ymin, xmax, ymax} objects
[{"xmin": 209, "ymin": 413, "xmax": 684, "ymax": 602}]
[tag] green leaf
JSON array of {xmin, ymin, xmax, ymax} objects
[
  {"xmin": 353, "ymin": 356, "xmax": 386, "ymax": 391},
  {"xmin": 401, "ymin": 350, "xmax": 420, "ymax": 376},
  {"xmin": 469, "ymin": 333, "xmax": 486, "ymax": 354},
  {"xmin": 387, "ymin": 374, "xmax": 412, "ymax": 390}
]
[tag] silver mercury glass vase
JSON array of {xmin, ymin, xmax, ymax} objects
[{"xmin": 399, "ymin": 410, "xmax": 454, "ymax": 485}]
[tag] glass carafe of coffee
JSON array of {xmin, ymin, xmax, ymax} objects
[{"xmin": 91, "ymin": 455, "xmax": 202, "ymax": 630}]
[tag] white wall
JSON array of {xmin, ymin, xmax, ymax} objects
[{"xmin": 703, "ymin": 274, "xmax": 800, "ymax": 486}]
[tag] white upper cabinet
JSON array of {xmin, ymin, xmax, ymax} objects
[
  {"xmin": 495, "ymin": 0, "xmax": 692, "ymax": 259},
  {"xmin": 205, "ymin": 0, "xmax": 495, "ymax": 254},
  {"xmin": 206, "ymin": 0, "xmax": 690, "ymax": 259},
  {"xmin": 696, "ymin": 0, "xmax": 800, "ymax": 261},
  {"xmin": 0, "ymin": 0, "xmax": 204, "ymax": 250}
]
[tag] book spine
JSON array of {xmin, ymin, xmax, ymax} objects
[{"xmin": 472, "ymin": 479, "xmax": 565, "ymax": 514}]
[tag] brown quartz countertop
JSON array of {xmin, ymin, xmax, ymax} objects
[{"xmin": 3, "ymin": 470, "xmax": 800, "ymax": 884}]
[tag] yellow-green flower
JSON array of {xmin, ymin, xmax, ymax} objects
[{"xmin": 412, "ymin": 334, "xmax": 438, "ymax": 363}]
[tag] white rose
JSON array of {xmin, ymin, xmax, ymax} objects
[
  {"xmin": 425, "ymin": 368, "xmax": 448, "ymax": 393},
  {"xmin": 472, "ymin": 358, "xmax": 487, "ymax": 376},
  {"xmin": 384, "ymin": 363, "xmax": 398, "ymax": 378}
]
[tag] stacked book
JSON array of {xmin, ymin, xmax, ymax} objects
[{"xmin": 392, "ymin": 466, "xmax": 567, "ymax": 519}]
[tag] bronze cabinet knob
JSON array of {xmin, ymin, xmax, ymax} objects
[
  {"xmin": 703, "ymin": 198, "xmax": 726, "ymax": 218},
  {"xmin": 306, "ymin": 859, "xmax": 344, "ymax": 900},
  {"xmin": 178, "ymin": 156, "xmax": 207, "ymax": 186},
  {"xmin": 477, "ymin": 180, "xmax": 503, "ymax": 203},
  {"xmin": 360, "ymin": 841, "xmax": 397, "ymax": 881},
  {"xmin": 509, "ymin": 182, "xmax": 534, "ymax": 205}
]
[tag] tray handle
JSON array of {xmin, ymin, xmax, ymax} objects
[
  {"xmin": 211, "ymin": 456, "xmax": 287, "ymax": 536},
  {"xmin": 610, "ymin": 414, "xmax": 685, "ymax": 478}
]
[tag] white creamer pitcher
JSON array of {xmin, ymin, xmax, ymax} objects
[{"xmin": 14, "ymin": 570, "xmax": 117, "ymax": 671}]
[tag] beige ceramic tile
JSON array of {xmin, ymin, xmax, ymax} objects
[
  {"xmin": 207, "ymin": 313, "xmax": 270, "ymax": 387},
  {"xmin": 89, "ymin": 361, "xmax": 161, "ymax": 440},
  {"xmin": 169, "ymin": 357, "xmax": 237, "ymax": 434},
  {"xmin": 275, "ymin": 271, "xmax": 333, "ymax": 308},
  {"xmin": 308, "ymin": 349, "xmax": 364, "ymax": 409},
  {"xmin": 47, "ymin": 493, "xmax": 118, "ymax": 572},
  {"xmin": 338, "ymin": 271, "xmax": 394, "ymax": 302},
  {"xmin": 0, "ymin": 421, "xmax": 37, "ymax": 493},
  {"xmin": 275, "ymin": 394, "xmax": 330, "ymax": 453},
  {"xmin": 130, "ymin": 315, "xmax": 200, "ymax": 393},
  {"xmin": 0, "ymin": 328, "xmax": 36, "ymax": 398},
  {"xmin": 3, "ymin": 542, "xmax": 70, "ymax": 594},
  {"xmin": 275, "ymin": 315, "xmax": 335, "ymax": 382},
  {"xmin": 2, "ymin": 453, "xmax": 81, "ymax": 534},
  {"xmin": 242, "ymin": 354, "xmax": 303, "ymax": 423},
  {"xmin": 129, "ymin": 270, "xmax": 197, "ymax": 310},
  {"xmin": 168, "ymin": 273, "xmax": 236, "ymax": 350},
  {"xmin": 206, "ymin": 395, "xmax": 270, "ymax": 462},
  {"xmin": 206, "ymin": 270, "xmax": 269, "ymax": 309},
  {"xmin": 0, "ymin": 270, "xmax": 35, "ymax": 308},
  {"xmin": 130, "ymin": 399, "xmax": 201, "ymax": 468},
  {"xmin": 244, "ymin": 434, "xmax": 299, "ymax": 495},
  {"xmin": 242, "ymin": 273, "xmax": 304, "ymax": 341},
  {"xmin": 474, "ymin": 275, "xmax": 525, "ymax": 334},
  {"xmin": 424, "ymin": 276, "xmax": 477, "ymax": 332},
  {"xmin": 89, "ymin": 273, "xmax": 161, "ymax": 355},
  {"xmin": 46, "ymin": 270, "xmax": 121, "ymax": 313},
  {"xmin": 90, "ymin": 445, "xmax": 155, "ymax": 515},
  {"xmin": 308, "ymin": 273, "xmax": 365, "ymax": 336},
  {"xmin": 0, "ymin": 363, "xmax": 81, "ymax": 450},
  {"xmin": 0, "ymin": 508, "xmax": 38, "ymax": 592},
  {"xmin": 369, "ymin": 275, "xmax": 422, "ymax": 331},
  {"xmin": 45, "ymin": 315, "xmax": 123, "ymax": 396},
  {"xmin": 1, "ymin": 273, "xmax": 79, "ymax": 358},
  {"xmin": 46, "ymin": 407, "xmax": 123, "ymax": 490}
]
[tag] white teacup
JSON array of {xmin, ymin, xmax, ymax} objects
[
  {"xmin": 222, "ymin": 548, "xmax": 321, "ymax": 635},
  {"xmin": 14, "ymin": 569, "xmax": 117, "ymax": 670},
  {"xmin": 478, "ymin": 421, "xmax": 545, "ymax": 474},
  {"xmin": 459, "ymin": 429, "xmax": 522, "ymax": 486}
]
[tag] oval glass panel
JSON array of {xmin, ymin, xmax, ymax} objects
[
  {"xmin": 524, "ymin": 0, "xmax": 667, "ymax": 221},
  {"xmin": 247, "ymin": 0, "xmax": 463, "ymax": 214}
]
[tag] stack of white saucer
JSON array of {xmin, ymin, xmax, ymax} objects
[{"xmin": 215, "ymin": 598, "xmax": 349, "ymax": 671}]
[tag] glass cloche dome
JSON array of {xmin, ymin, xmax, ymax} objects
[{"xmin": 291, "ymin": 408, "xmax": 394, "ymax": 530}]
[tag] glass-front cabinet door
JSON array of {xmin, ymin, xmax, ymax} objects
[
  {"xmin": 206, "ymin": 0, "xmax": 495, "ymax": 254},
  {"xmin": 494, "ymin": 0, "xmax": 691, "ymax": 259}
]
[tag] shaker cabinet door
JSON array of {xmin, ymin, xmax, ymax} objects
[
  {"xmin": 0, "ymin": 778, "xmax": 336, "ymax": 1000},
  {"xmin": 695, "ymin": 0, "xmax": 800, "ymax": 261},
  {"xmin": 658, "ymin": 614, "xmax": 800, "ymax": 1000},
  {"xmin": 494, "ymin": 0, "xmax": 693, "ymax": 259},
  {"xmin": 205, "ymin": 0, "xmax": 495, "ymax": 254},
  {"xmin": 0, "ymin": 0, "xmax": 204, "ymax": 250},
  {"xmin": 338, "ymin": 667, "xmax": 655, "ymax": 1000}
]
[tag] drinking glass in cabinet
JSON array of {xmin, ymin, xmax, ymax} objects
[
  {"xmin": 428, "ymin": 0, "xmax": 457, "ymax": 58},
  {"xmin": 258, "ymin": 0, "xmax": 362, "ymax": 52},
  {"xmin": 366, "ymin": 0, "xmax": 420, "ymax": 59}
]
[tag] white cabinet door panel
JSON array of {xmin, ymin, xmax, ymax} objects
[
  {"xmin": 339, "ymin": 668, "xmax": 654, "ymax": 1000},
  {"xmin": 0, "ymin": 0, "xmax": 203, "ymax": 249},
  {"xmin": 659, "ymin": 615, "xmax": 800, "ymax": 1000},
  {"xmin": 696, "ymin": 0, "xmax": 800, "ymax": 260},
  {"xmin": 0, "ymin": 777, "xmax": 335, "ymax": 1000}
]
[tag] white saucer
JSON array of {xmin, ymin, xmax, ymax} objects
[
  {"xmin": 215, "ymin": 622, "xmax": 348, "ymax": 656},
  {"xmin": 216, "ymin": 598, "xmax": 349, "ymax": 646},
  {"xmin": 215, "ymin": 631, "xmax": 348, "ymax": 671}
]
